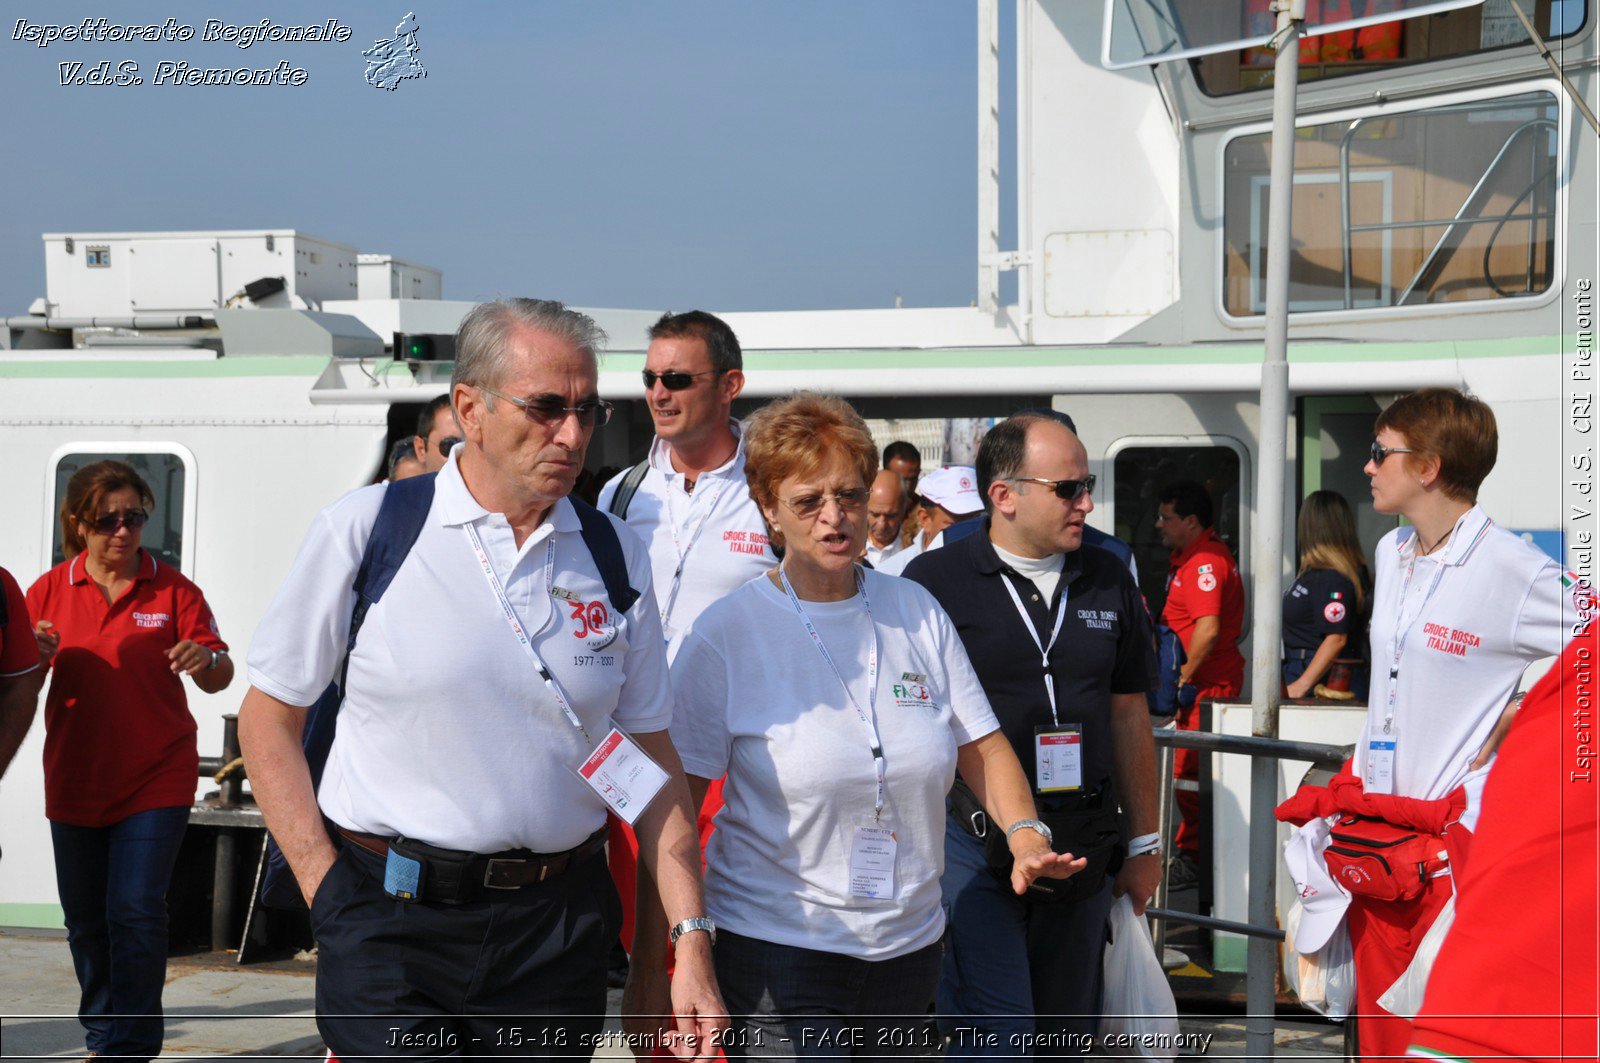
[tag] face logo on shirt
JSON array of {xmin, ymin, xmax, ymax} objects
[
  {"xmin": 132, "ymin": 611, "xmax": 171, "ymax": 629},
  {"xmin": 567, "ymin": 599, "xmax": 619, "ymax": 651},
  {"xmin": 1323, "ymin": 601, "xmax": 1347, "ymax": 624},
  {"xmin": 892, "ymin": 683, "xmax": 935, "ymax": 710}
]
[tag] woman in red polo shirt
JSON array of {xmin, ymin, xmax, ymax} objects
[{"xmin": 26, "ymin": 460, "xmax": 233, "ymax": 1063}]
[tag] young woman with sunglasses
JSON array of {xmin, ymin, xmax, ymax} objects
[
  {"xmin": 25, "ymin": 460, "xmax": 233, "ymax": 1063},
  {"xmin": 631, "ymin": 393, "xmax": 1082, "ymax": 1060},
  {"xmin": 1332, "ymin": 388, "xmax": 1585, "ymax": 1059}
]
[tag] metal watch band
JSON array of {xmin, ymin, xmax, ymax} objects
[
  {"xmin": 669, "ymin": 916, "xmax": 717, "ymax": 946},
  {"xmin": 1005, "ymin": 818, "xmax": 1053, "ymax": 845}
]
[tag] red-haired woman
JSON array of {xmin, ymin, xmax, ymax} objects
[
  {"xmin": 1341, "ymin": 388, "xmax": 1584, "ymax": 1058},
  {"xmin": 26, "ymin": 460, "xmax": 233, "ymax": 1063}
]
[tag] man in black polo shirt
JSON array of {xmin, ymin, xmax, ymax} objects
[{"xmin": 904, "ymin": 412, "xmax": 1160, "ymax": 1053}]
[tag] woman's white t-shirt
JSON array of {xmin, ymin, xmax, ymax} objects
[{"xmin": 670, "ymin": 567, "xmax": 1000, "ymax": 960}]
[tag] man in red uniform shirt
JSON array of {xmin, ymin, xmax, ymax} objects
[
  {"xmin": 0, "ymin": 566, "xmax": 44, "ymax": 784},
  {"xmin": 1157, "ymin": 481, "xmax": 1245, "ymax": 873}
]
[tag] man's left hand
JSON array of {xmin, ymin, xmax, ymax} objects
[
  {"xmin": 664, "ymin": 936, "xmax": 728, "ymax": 1063},
  {"xmin": 1113, "ymin": 852, "xmax": 1162, "ymax": 916}
]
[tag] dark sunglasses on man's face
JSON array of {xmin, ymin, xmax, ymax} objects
[
  {"xmin": 1009, "ymin": 474, "xmax": 1097, "ymax": 502},
  {"xmin": 1369, "ymin": 441, "xmax": 1418, "ymax": 466},
  {"xmin": 91, "ymin": 510, "xmax": 149, "ymax": 535},
  {"xmin": 439, "ymin": 436, "xmax": 461, "ymax": 457},
  {"xmin": 641, "ymin": 369, "xmax": 718, "ymax": 391}
]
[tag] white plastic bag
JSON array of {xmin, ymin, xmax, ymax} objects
[
  {"xmin": 1282, "ymin": 900, "xmax": 1356, "ymax": 1020},
  {"xmin": 1377, "ymin": 892, "xmax": 1456, "ymax": 1019},
  {"xmin": 1101, "ymin": 894, "xmax": 1181, "ymax": 1061}
]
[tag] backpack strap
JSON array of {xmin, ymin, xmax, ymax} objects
[
  {"xmin": 305, "ymin": 472, "xmax": 436, "ymax": 789},
  {"xmin": 572, "ymin": 497, "xmax": 640, "ymax": 616},
  {"xmin": 608, "ymin": 460, "xmax": 650, "ymax": 521}
]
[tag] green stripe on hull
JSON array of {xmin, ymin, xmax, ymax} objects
[{"xmin": 0, "ymin": 903, "xmax": 66, "ymax": 930}]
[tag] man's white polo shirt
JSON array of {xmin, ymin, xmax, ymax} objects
[
  {"xmin": 248, "ymin": 450, "xmax": 672, "ymax": 854},
  {"xmin": 864, "ymin": 535, "xmax": 907, "ymax": 570},
  {"xmin": 1357, "ymin": 504, "xmax": 1583, "ymax": 818},
  {"xmin": 597, "ymin": 421, "xmax": 776, "ymax": 642},
  {"xmin": 876, "ymin": 530, "xmax": 945, "ymax": 577}
]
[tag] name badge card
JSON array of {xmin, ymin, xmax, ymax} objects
[
  {"xmin": 1034, "ymin": 725, "xmax": 1083, "ymax": 793},
  {"xmin": 848, "ymin": 826, "xmax": 898, "ymax": 900},
  {"xmin": 576, "ymin": 728, "xmax": 668, "ymax": 825},
  {"xmin": 1366, "ymin": 732, "xmax": 1398, "ymax": 796}
]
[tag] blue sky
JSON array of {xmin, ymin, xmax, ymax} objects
[{"xmin": 1, "ymin": 2, "xmax": 1015, "ymax": 312}]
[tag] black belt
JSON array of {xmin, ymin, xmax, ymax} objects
[
  {"xmin": 1284, "ymin": 647, "xmax": 1316, "ymax": 661},
  {"xmin": 336, "ymin": 825, "xmax": 608, "ymax": 903}
]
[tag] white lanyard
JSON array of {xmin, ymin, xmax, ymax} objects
[
  {"xmin": 1000, "ymin": 572, "xmax": 1069, "ymax": 727},
  {"xmin": 659, "ymin": 479, "xmax": 727, "ymax": 632},
  {"xmin": 463, "ymin": 522, "xmax": 591, "ymax": 742},
  {"xmin": 778, "ymin": 565, "xmax": 886, "ymax": 821}
]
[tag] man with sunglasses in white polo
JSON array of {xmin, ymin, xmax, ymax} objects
[
  {"xmin": 904, "ymin": 413, "xmax": 1160, "ymax": 1056},
  {"xmin": 596, "ymin": 311, "xmax": 776, "ymax": 1023},
  {"xmin": 241, "ymin": 299, "xmax": 725, "ymax": 1062}
]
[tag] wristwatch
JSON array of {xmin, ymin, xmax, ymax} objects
[
  {"xmin": 669, "ymin": 916, "xmax": 717, "ymax": 946},
  {"xmin": 1005, "ymin": 818, "xmax": 1053, "ymax": 845}
]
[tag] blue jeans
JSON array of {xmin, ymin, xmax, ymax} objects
[
  {"xmin": 50, "ymin": 806, "xmax": 190, "ymax": 1063},
  {"xmin": 938, "ymin": 816, "xmax": 1114, "ymax": 1059},
  {"xmin": 714, "ymin": 929, "xmax": 944, "ymax": 1061}
]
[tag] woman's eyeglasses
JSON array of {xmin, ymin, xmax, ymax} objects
[
  {"xmin": 642, "ymin": 369, "xmax": 718, "ymax": 391},
  {"xmin": 480, "ymin": 387, "xmax": 613, "ymax": 428},
  {"xmin": 780, "ymin": 489, "xmax": 869, "ymax": 520},
  {"xmin": 90, "ymin": 510, "xmax": 149, "ymax": 535},
  {"xmin": 1009, "ymin": 474, "xmax": 1096, "ymax": 501},
  {"xmin": 1369, "ymin": 441, "xmax": 1417, "ymax": 466}
]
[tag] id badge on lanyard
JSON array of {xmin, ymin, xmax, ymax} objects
[
  {"xmin": 1034, "ymin": 723, "xmax": 1083, "ymax": 793},
  {"xmin": 1366, "ymin": 729, "xmax": 1398, "ymax": 796}
]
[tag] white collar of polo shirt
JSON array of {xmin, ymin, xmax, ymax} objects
[
  {"xmin": 433, "ymin": 447, "xmax": 582, "ymax": 538},
  {"xmin": 1395, "ymin": 503, "xmax": 1492, "ymax": 568},
  {"xmin": 648, "ymin": 417, "xmax": 747, "ymax": 484}
]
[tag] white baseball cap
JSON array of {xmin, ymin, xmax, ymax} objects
[
  {"xmin": 919, "ymin": 466, "xmax": 983, "ymax": 517},
  {"xmin": 1283, "ymin": 818, "xmax": 1351, "ymax": 954}
]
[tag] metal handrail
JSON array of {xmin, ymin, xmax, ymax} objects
[
  {"xmin": 1338, "ymin": 114, "xmax": 1557, "ymax": 309},
  {"xmin": 1142, "ymin": 722, "xmax": 1354, "ymax": 1047}
]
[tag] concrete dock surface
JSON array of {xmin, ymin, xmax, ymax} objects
[{"xmin": 0, "ymin": 929, "xmax": 1346, "ymax": 1061}]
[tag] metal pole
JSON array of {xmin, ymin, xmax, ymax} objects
[
  {"xmin": 1506, "ymin": 0, "xmax": 1600, "ymax": 135},
  {"xmin": 977, "ymin": 0, "xmax": 1001, "ymax": 314},
  {"xmin": 211, "ymin": 715, "xmax": 242, "ymax": 952},
  {"xmin": 1247, "ymin": 2, "xmax": 1303, "ymax": 1057}
]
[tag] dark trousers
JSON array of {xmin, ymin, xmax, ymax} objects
[
  {"xmin": 312, "ymin": 839, "xmax": 619, "ymax": 1061},
  {"xmin": 714, "ymin": 929, "xmax": 944, "ymax": 1061},
  {"xmin": 50, "ymin": 805, "xmax": 190, "ymax": 1063},
  {"xmin": 937, "ymin": 819, "xmax": 1114, "ymax": 1059}
]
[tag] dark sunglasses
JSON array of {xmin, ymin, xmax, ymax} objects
[
  {"xmin": 1370, "ymin": 441, "xmax": 1418, "ymax": 466},
  {"xmin": 1010, "ymin": 474, "xmax": 1096, "ymax": 501},
  {"xmin": 439, "ymin": 436, "xmax": 462, "ymax": 457},
  {"xmin": 642, "ymin": 369, "xmax": 718, "ymax": 391},
  {"xmin": 481, "ymin": 387, "xmax": 613, "ymax": 428},
  {"xmin": 90, "ymin": 509, "xmax": 149, "ymax": 534}
]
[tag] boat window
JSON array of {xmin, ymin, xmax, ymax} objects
[
  {"xmin": 51, "ymin": 451, "xmax": 188, "ymax": 569},
  {"xmin": 1112, "ymin": 444, "xmax": 1243, "ymax": 621},
  {"xmin": 1222, "ymin": 88, "xmax": 1560, "ymax": 317},
  {"xmin": 1193, "ymin": 0, "xmax": 1586, "ymax": 95}
]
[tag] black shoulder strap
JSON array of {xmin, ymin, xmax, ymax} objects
[
  {"xmin": 345, "ymin": 473, "xmax": 437, "ymax": 662},
  {"xmin": 571, "ymin": 497, "xmax": 641, "ymax": 616},
  {"xmin": 608, "ymin": 460, "xmax": 650, "ymax": 521}
]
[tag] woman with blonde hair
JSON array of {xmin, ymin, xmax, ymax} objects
[
  {"xmin": 629, "ymin": 392, "xmax": 1082, "ymax": 1060},
  {"xmin": 1281, "ymin": 490, "xmax": 1369, "ymax": 699}
]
